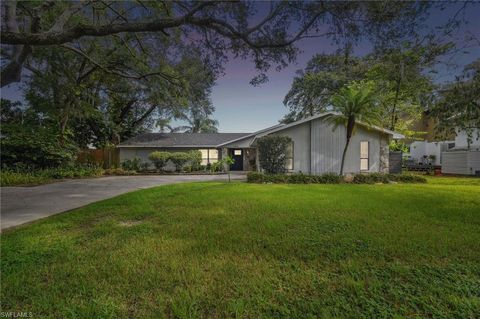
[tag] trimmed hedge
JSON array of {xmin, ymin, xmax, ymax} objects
[
  {"xmin": 352, "ymin": 173, "xmax": 427, "ymax": 184},
  {"xmin": 247, "ymin": 172, "xmax": 427, "ymax": 184},
  {"xmin": 247, "ymin": 172, "xmax": 341, "ymax": 184}
]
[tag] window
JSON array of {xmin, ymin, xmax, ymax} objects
[
  {"xmin": 285, "ymin": 141, "xmax": 294, "ymax": 170},
  {"xmin": 234, "ymin": 149, "xmax": 242, "ymax": 156},
  {"xmin": 360, "ymin": 141, "xmax": 369, "ymax": 171},
  {"xmin": 199, "ymin": 149, "xmax": 219, "ymax": 165}
]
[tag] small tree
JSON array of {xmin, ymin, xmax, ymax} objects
[
  {"xmin": 223, "ymin": 155, "xmax": 235, "ymax": 182},
  {"xmin": 169, "ymin": 152, "xmax": 189, "ymax": 172},
  {"xmin": 330, "ymin": 81, "xmax": 378, "ymax": 175},
  {"xmin": 257, "ymin": 135, "xmax": 292, "ymax": 174},
  {"xmin": 148, "ymin": 151, "xmax": 170, "ymax": 171}
]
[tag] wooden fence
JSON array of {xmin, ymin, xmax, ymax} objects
[{"xmin": 77, "ymin": 148, "xmax": 120, "ymax": 168}]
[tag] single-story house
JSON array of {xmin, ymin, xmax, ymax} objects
[{"xmin": 118, "ymin": 112, "xmax": 402, "ymax": 174}]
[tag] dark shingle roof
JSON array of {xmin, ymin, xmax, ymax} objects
[{"xmin": 119, "ymin": 133, "xmax": 251, "ymax": 148}]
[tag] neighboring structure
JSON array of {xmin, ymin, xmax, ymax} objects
[
  {"xmin": 441, "ymin": 128, "xmax": 480, "ymax": 176},
  {"xmin": 406, "ymin": 128, "xmax": 480, "ymax": 175},
  {"xmin": 118, "ymin": 112, "xmax": 401, "ymax": 174},
  {"xmin": 409, "ymin": 140, "xmax": 455, "ymax": 166}
]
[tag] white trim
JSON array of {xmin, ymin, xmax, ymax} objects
[{"xmin": 253, "ymin": 112, "xmax": 403, "ymax": 139}]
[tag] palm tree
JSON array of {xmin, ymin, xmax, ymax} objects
[{"xmin": 330, "ymin": 81, "xmax": 378, "ymax": 175}]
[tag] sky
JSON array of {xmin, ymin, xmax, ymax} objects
[
  {"xmin": 210, "ymin": 2, "xmax": 480, "ymax": 133},
  {"xmin": 1, "ymin": 2, "xmax": 479, "ymax": 133}
]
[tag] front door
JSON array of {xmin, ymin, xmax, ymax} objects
[{"xmin": 230, "ymin": 149, "xmax": 243, "ymax": 171}]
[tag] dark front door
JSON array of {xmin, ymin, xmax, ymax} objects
[{"xmin": 230, "ymin": 149, "xmax": 243, "ymax": 171}]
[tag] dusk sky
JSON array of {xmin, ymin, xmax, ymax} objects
[{"xmin": 1, "ymin": 2, "xmax": 479, "ymax": 133}]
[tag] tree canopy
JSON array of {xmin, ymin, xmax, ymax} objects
[
  {"xmin": 2, "ymin": 1, "xmax": 435, "ymax": 86},
  {"xmin": 431, "ymin": 59, "xmax": 480, "ymax": 146}
]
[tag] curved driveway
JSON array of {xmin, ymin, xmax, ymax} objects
[{"xmin": 1, "ymin": 174, "xmax": 245, "ymax": 230}]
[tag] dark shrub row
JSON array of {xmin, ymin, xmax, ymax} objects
[
  {"xmin": 247, "ymin": 172, "xmax": 427, "ymax": 184},
  {"xmin": 352, "ymin": 173, "xmax": 427, "ymax": 184},
  {"xmin": 247, "ymin": 172, "xmax": 341, "ymax": 184}
]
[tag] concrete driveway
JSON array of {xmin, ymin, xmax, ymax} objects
[{"xmin": 0, "ymin": 174, "xmax": 245, "ymax": 230}]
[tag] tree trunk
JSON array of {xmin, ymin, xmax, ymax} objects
[
  {"xmin": 390, "ymin": 61, "xmax": 404, "ymax": 131},
  {"xmin": 340, "ymin": 117, "xmax": 355, "ymax": 175}
]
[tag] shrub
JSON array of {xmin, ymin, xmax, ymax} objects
[
  {"xmin": 148, "ymin": 151, "xmax": 171, "ymax": 171},
  {"xmin": 121, "ymin": 157, "xmax": 142, "ymax": 171},
  {"xmin": 316, "ymin": 173, "xmax": 342, "ymax": 184},
  {"xmin": 247, "ymin": 172, "xmax": 426, "ymax": 185},
  {"xmin": 169, "ymin": 152, "xmax": 190, "ymax": 172},
  {"xmin": 247, "ymin": 172, "xmax": 265, "ymax": 183},
  {"xmin": 353, "ymin": 173, "xmax": 389, "ymax": 184},
  {"xmin": 104, "ymin": 168, "xmax": 136, "ymax": 176},
  {"xmin": 188, "ymin": 150, "xmax": 202, "ymax": 171},
  {"xmin": 287, "ymin": 173, "xmax": 314, "ymax": 184},
  {"xmin": 0, "ymin": 164, "xmax": 105, "ymax": 186},
  {"xmin": 0, "ymin": 170, "xmax": 50, "ymax": 186},
  {"xmin": 247, "ymin": 172, "xmax": 341, "ymax": 184},
  {"xmin": 353, "ymin": 173, "xmax": 427, "ymax": 184},
  {"xmin": 210, "ymin": 161, "xmax": 223, "ymax": 173},
  {"xmin": 257, "ymin": 135, "xmax": 292, "ymax": 174},
  {"xmin": 0, "ymin": 126, "xmax": 77, "ymax": 168},
  {"xmin": 388, "ymin": 173, "xmax": 427, "ymax": 183}
]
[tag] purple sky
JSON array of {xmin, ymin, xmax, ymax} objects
[
  {"xmin": 212, "ymin": 3, "xmax": 480, "ymax": 132},
  {"xmin": 1, "ymin": 2, "xmax": 479, "ymax": 133}
]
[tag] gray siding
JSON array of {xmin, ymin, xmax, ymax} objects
[
  {"xmin": 310, "ymin": 119, "xmax": 386, "ymax": 174},
  {"xmin": 268, "ymin": 119, "xmax": 388, "ymax": 174},
  {"xmin": 272, "ymin": 122, "xmax": 311, "ymax": 173},
  {"xmin": 442, "ymin": 150, "xmax": 480, "ymax": 175}
]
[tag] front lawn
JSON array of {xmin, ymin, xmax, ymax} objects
[{"xmin": 1, "ymin": 177, "xmax": 479, "ymax": 318}]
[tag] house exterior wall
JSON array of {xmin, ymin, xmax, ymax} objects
[
  {"xmin": 310, "ymin": 119, "xmax": 387, "ymax": 174},
  {"xmin": 455, "ymin": 128, "xmax": 480, "ymax": 148},
  {"xmin": 119, "ymin": 147, "xmax": 201, "ymax": 163},
  {"xmin": 442, "ymin": 150, "xmax": 480, "ymax": 175},
  {"xmin": 271, "ymin": 122, "xmax": 311, "ymax": 173},
  {"xmin": 265, "ymin": 119, "xmax": 389, "ymax": 174},
  {"xmin": 119, "ymin": 147, "xmax": 212, "ymax": 171},
  {"xmin": 409, "ymin": 141, "xmax": 454, "ymax": 165}
]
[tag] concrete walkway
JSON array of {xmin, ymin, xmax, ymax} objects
[{"xmin": 0, "ymin": 174, "xmax": 245, "ymax": 230}]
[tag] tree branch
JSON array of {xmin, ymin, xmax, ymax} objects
[
  {"xmin": 1, "ymin": 2, "xmax": 216, "ymax": 45},
  {"xmin": 60, "ymin": 44, "xmax": 180, "ymax": 84}
]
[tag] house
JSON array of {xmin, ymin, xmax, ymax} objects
[{"xmin": 118, "ymin": 112, "xmax": 402, "ymax": 174}]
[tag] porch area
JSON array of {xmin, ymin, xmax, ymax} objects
[{"xmin": 221, "ymin": 147, "xmax": 257, "ymax": 171}]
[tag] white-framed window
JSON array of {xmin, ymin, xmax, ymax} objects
[
  {"xmin": 199, "ymin": 149, "xmax": 219, "ymax": 165},
  {"xmin": 285, "ymin": 141, "xmax": 294, "ymax": 170},
  {"xmin": 234, "ymin": 149, "xmax": 242, "ymax": 156},
  {"xmin": 360, "ymin": 141, "xmax": 369, "ymax": 171}
]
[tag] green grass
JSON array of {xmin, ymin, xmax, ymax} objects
[{"xmin": 1, "ymin": 178, "xmax": 479, "ymax": 318}]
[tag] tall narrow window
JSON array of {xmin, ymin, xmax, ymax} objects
[
  {"xmin": 285, "ymin": 141, "xmax": 294, "ymax": 170},
  {"xmin": 360, "ymin": 141, "xmax": 369, "ymax": 171}
]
